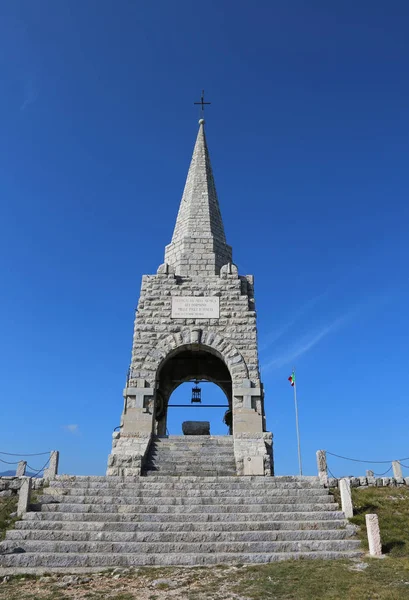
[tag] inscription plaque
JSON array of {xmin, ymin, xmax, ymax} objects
[{"xmin": 171, "ymin": 296, "xmax": 220, "ymax": 319}]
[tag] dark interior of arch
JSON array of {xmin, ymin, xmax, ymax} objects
[{"xmin": 155, "ymin": 346, "xmax": 232, "ymax": 435}]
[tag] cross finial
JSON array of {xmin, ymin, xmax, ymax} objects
[{"xmin": 194, "ymin": 89, "xmax": 211, "ymax": 121}]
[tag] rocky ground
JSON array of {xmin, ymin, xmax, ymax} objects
[{"xmin": 2, "ymin": 557, "xmax": 409, "ymax": 600}]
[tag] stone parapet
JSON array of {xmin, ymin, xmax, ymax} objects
[
  {"xmin": 233, "ymin": 432, "xmax": 273, "ymax": 476},
  {"xmin": 106, "ymin": 432, "xmax": 152, "ymax": 476},
  {"xmin": 327, "ymin": 476, "xmax": 409, "ymax": 488},
  {"xmin": 0, "ymin": 476, "xmax": 44, "ymax": 498}
]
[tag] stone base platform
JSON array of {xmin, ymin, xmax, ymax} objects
[{"xmin": 0, "ymin": 475, "xmax": 361, "ymax": 572}]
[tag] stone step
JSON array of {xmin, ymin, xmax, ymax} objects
[
  {"xmin": 24, "ymin": 510, "xmax": 345, "ymax": 523},
  {"xmin": 153, "ymin": 436, "xmax": 234, "ymax": 442},
  {"xmin": 14, "ymin": 519, "xmax": 348, "ymax": 533},
  {"xmin": 146, "ymin": 456, "xmax": 236, "ymax": 462},
  {"xmin": 0, "ymin": 538, "xmax": 361, "ymax": 556},
  {"xmin": 45, "ymin": 487, "xmax": 328, "ymax": 499},
  {"xmin": 143, "ymin": 470, "xmax": 237, "ymax": 476},
  {"xmin": 150, "ymin": 447, "xmax": 234, "ymax": 450},
  {"xmin": 145, "ymin": 458, "xmax": 236, "ymax": 464},
  {"xmin": 144, "ymin": 461, "xmax": 236, "ymax": 467},
  {"xmin": 39, "ymin": 494, "xmax": 334, "ymax": 506},
  {"xmin": 0, "ymin": 550, "xmax": 363, "ymax": 569},
  {"xmin": 53, "ymin": 475, "xmax": 320, "ymax": 483},
  {"xmin": 150, "ymin": 443, "xmax": 234, "ymax": 454},
  {"xmin": 147, "ymin": 450, "xmax": 235, "ymax": 456},
  {"xmin": 49, "ymin": 480, "xmax": 323, "ymax": 490},
  {"xmin": 40, "ymin": 502, "xmax": 338, "ymax": 514},
  {"xmin": 6, "ymin": 528, "xmax": 355, "ymax": 543}
]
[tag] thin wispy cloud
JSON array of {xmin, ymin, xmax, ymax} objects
[
  {"xmin": 63, "ymin": 424, "xmax": 79, "ymax": 435},
  {"xmin": 259, "ymin": 288, "xmax": 330, "ymax": 352},
  {"xmin": 262, "ymin": 313, "xmax": 350, "ymax": 371},
  {"xmin": 261, "ymin": 290, "xmax": 393, "ymax": 372}
]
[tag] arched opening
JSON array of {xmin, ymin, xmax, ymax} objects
[{"xmin": 154, "ymin": 345, "xmax": 233, "ymax": 436}]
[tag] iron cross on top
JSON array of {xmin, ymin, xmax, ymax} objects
[{"xmin": 194, "ymin": 90, "xmax": 211, "ymax": 117}]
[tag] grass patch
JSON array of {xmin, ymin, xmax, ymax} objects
[
  {"xmin": 351, "ymin": 486, "xmax": 409, "ymax": 556},
  {"xmin": 332, "ymin": 485, "xmax": 409, "ymax": 557},
  {"xmin": 0, "ymin": 495, "xmax": 18, "ymax": 540},
  {"xmin": 230, "ymin": 558, "xmax": 409, "ymax": 599}
]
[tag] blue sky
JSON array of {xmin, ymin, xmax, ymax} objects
[{"xmin": 1, "ymin": 1, "xmax": 409, "ymax": 477}]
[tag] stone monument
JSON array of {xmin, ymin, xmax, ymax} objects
[
  {"xmin": 107, "ymin": 118, "xmax": 273, "ymax": 477},
  {"xmin": 0, "ymin": 117, "xmax": 362, "ymax": 570}
]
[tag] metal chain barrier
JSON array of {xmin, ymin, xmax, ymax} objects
[
  {"xmin": 326, "ymin": 451, "xmax": 409, "ymax": 464},
  {"xmin": 0, "ymin": 452, "xmax": 52, "ymax": 543}
]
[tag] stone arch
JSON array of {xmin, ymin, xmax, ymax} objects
[{"xmin": 140, "ymin": 328, "xmax": 249, "ymax": 388}]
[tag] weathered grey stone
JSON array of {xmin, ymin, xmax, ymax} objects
[
  {"xmin": 316, "ymin": 450, "xmax": 328, "ymax": 485},
  {"xmin": 339, "ymin": 478, "xmax": 353, "ymax": 519},
  {"xmin": 181, "ymin": 422, "xmax": 210, "ymax": 436},
  {"xmin": 107, "ymin": 119, "xmax": 269, "ymax": 475},
  {"xmin": 17, "ymin": 477, "xmax": 32, "ymax": 517},
  {"xmin": 366, "ymin": 470, "xmax": 374, "ymax": 477},
  {"xmin": 16, "ymin": 462, "xmax": 27, "ymax": 477},
  {"xmin": 0, "ymin": 474, "xmax": 363, "ymax": 570},
  {"xmin": 392, "ymin": 461, "xmax": 402, "ymax": 479},
  {"xmin": 44, "ymin": 452, "xmax": 59, "ymax": 480},
  {"xmin": 365, "ymin": 514, "xmax": 382, "ymax": 557},
  {"xmin": 242, "ymin": 456, "xmax": 264, "ymax": 476}
]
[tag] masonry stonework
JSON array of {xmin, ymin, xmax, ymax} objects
[{"xmin": 107, "ymin": 120, "xmax": 272, "ymax": 476}]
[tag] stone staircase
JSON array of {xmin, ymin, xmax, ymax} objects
[
  {"xmin": 143, "ymin": 435, "xmax": 237, "ymax": 476},
  {"xmin": 0, "ymin": 474, "xmax": 361, "ymax": 572}
]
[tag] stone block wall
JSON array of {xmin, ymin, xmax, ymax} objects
[
  {"xmin": 0, "ymin": 477, "xmax": 44, "ymax": 498},
  {"xmin": 107, "ymin": 433, "xmax": 151, "ymax": 477},
  {"xmin": 128, "ymin": 266, "xmax": 261, "ymax": 394},
  {"xmin": 107, "ymin": 262, "xmax": 271, "ymax": 476},
  {"xmin": 328, "ymin": 476, "xmax": 409, "ymax": 489}
]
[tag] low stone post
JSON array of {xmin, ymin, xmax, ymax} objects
[
  {"xmin": 392, "ymin": 461, "xmax": 402, "ymax": 479},
  {"xmin": 17, "ymin": 477, "xmax": 32, "ymax": 517},
  {"xmin": 16, "ymin": 461, "xmax": 27, "ymax": 477},
  {"xmin": 366, "ymin": 470, "xmax": 374, "ymax": 477},
  {"xmin": 365, "ymin": 514, "xmax": 382, "ymax": 557},
  {"xmin": 44, "ymin": 450, "xmax": 59, "ymax": 480},
  {"xmin": 316, "ymin": 450, "xmax": 328, "ymax": 485},
  {"xmin": 339, "ymin": 477, "xmax": 353, "ymax": 518}
]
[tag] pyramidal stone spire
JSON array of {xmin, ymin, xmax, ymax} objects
[{"xmin": 164, "ymin": 119, "xmax": 232, "ymax": 276}]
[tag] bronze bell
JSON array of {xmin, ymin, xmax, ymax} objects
[{"xmin": 191, "ymin": 382, "xmax": 202, "ymax": 404}]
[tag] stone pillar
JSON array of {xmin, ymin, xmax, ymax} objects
[
  {"xmin": 392, "ymin": 461, "xmax": 402, "ymax": 479},
  {"xmin": 366, "ymin": 470, "xmax": 374, "ymax": 477},
  {"xmin": 17, "ymin": 477, "xmax": 32, "ymax": 517},
  {"xmin": 107, "ymin": 379, "xmax": 155, "ymax": 476},
  {"xmin": 44, "ymin": 451, "xmax": 59, "ymax": 480},
  {"xmin": 339, "ymin": 478, "xmax": 353, "ymax": 518},
  {"xmin": 365, "ymin": 514, "xmax": 382, "ymax": 557},
  {"xmin": 316, "ymin": 450, "xmax": 328, "ymax": 485},
  {"xmin": 233, "ymin": 380, "xmax": 263, "ymax": 434},
  {"xmin": 232, "ymin": 379, "xmax": 268, "ymax": 475},
  {"xmin": 121, "ymin": 381, "xmax": 155, "ymax": 435},
  {"xmin": 16, "ymin": 461, "xmax": 27, "ymax": 477}
]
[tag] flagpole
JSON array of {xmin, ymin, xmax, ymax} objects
[{"xmin": 293, "ymin": 368, "xmax": 303, "ymax": 476}]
